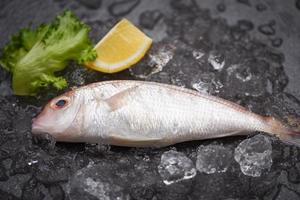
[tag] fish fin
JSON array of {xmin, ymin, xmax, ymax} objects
[
  {"xmin": 108, "ymin": 134, "xmax": 163, "ymax": 147},
  {"xmin": 264, "ymin": 117, "xmax": 300, "ymax": 147},
  {"xmin": 105, "ymin": 85, "xmax": 140, "ymax": 111}
]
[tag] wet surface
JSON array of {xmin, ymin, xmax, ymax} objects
[{"xmin": 0, "ymin": 0, "xmax": 300, "ymax": 199}]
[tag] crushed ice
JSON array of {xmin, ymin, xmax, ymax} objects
[
  {"xmin": 148, "ymin": 45, "xmax": 175, "ymax": 74},
  {"xmin": 192, "ymin": 50, "xmax": 205, "ymax": 60},
  {"xmin": 196, "ymin": 144, "xmax": 232, "ymax": 174},
  {"xmin": 235, "ymin": 67, "xmax": 253, "ymax": 82},
  {"xmin": 83, "ymin": 177, "xmax": 110, "ymax": 200},
  {"xmin": 192, "ymin": 81, "xmax": 211, "ymax": 94},
  {"xmin": 191, "ymin": 73, "xmax": 224, "ymax": 94},
  {"xmin": 234, "ymin": 134, "xmax": 273, "ymax": 177},
  {"xmin": 208, "ymin": 51, "xmax": 225, "ymax": 71},
  {"xmin": 68, "ymin": 162, "xmax": 125, "ymax": 200},
  {"xmin": 129, "ymin": 44, "xmax": 175, "ymax": 79},
  {"xmin": 158, "ymin": 150, "xmax": 196, "ymax": 185}
]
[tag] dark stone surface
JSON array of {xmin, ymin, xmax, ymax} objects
[{"xmin": 0, "ymin": 0, "xmax": 300, "ymax": 199}]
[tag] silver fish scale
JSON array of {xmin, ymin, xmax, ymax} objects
[{"xmin": 74, "ymin": 81, "xmax": 268, "ymax": 145}]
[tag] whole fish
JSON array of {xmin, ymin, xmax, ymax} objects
[{"xmin": 32, "ymin": 80, "xmax": 299, "ymax": 147}]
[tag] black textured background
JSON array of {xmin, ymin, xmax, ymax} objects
[{"xmin": 0, "ymin": 0, "xmax": 300, "ymax": 199}]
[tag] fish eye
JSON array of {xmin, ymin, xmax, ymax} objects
[
  {"xmin": 52, "ymin": 97, "xmax": 70, "ymax": 110},
  {"xmin": 56, "ymin": 99, "xmax": 67, "ymax": 108},
  {"xmin": 50, "ymin": 94, "xmax": 73, "ymax": 110}
]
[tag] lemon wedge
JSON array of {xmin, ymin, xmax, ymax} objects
[{"xmin": 86, "ymin": 19, "xmax": 152, "ymax": 73}]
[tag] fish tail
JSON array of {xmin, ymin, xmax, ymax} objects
[{"xmin": 264, "ymin": 116, "xmax": 300, "ymax": 147}]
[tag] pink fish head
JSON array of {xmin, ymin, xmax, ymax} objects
[{"xmin": 32, "ymin": 90, "xmax": 82, "ymax": 141}]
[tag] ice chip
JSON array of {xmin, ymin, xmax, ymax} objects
[
  {"xmin": 171, "ymin": 76, "xmax": 186, "ymax": 88},
  {"xmin": 130, "ymin": 44, "xmax": 175, "ymax": 79},
  {"xmin": 196, "ymin": 144, "xmax": 233, "ymax": 174},
  {"xmin": 226, "ymin": 64, "xmax": 239, "ymax": 76},
  {"xmin": 192, "ymin": 50, "xmax": 205, "ymax": 60},
  {"xmin": 235, "ymin": 67, "xmax": 252, "ymax": 82},
  {"xmin": 191, "ymin": 73, "xmax": 224, "ymax": 94},
  {"xmin": 158, "ymin": 150, "xmax": 196, "ymax": 185},
  {"xmin": 83, "ymin": 177, "xmax": 110, "ymax": 200},
  {"xmin": 192, "ymin": 81, "xmax": 211, "ymax": 94},
  {"xmin": 149, "ymin": 45, "xmax": 175, "ymax": 74},
  {"xmin": 234, "ymin": 134, "xmax": 272, "ymax": 177},
  {"xmin": 208, "ymin": 51, "xmax": 225, "ymax": 71}
]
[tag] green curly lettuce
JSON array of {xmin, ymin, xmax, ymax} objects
[{"xmin": 0, "ymin": 11, "xmax": 96, "ymax": 96}]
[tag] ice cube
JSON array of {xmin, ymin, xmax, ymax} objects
[
  {"xmin": 196, "ymin": 144, "xmax": 233, "ymax": 174},
  {"xmin": 158, "ymin": 150, "xmax": 196, "ymax": 185},
  {"xmin": 234, "ymin": 134, "xmax": 272, "ymax": 177},
  {"xmin": 68, "ymin": 162, "xmax": 126, "ymax": 199}
]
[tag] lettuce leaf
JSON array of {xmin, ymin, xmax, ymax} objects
[{"xmin": 0, "ymin": 11, "xmax": 96, "ymax": 96}]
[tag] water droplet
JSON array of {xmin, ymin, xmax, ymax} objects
[
  {"xmin": 271, "ymin": 37, "xmax": 283, "ymax": 48},
  {"xmin": 108, "ymin": 0, "xmax": 140, "ymax": 17},
  {"xmin": 216, "ymin": 3, "xmax": 226, "ymax": 12},
  {"xmin": 76, "ymin": 0, "xmax": 102, "ymax": 9},
  {"xmin": 236, "ymin": 0, "xmax": 251, "ymax": 7},
  {"xmin": 258, "ymin": 21, "xmax": 276, "ymax": 36},
  {"xmin": 139, "ymin": 10, "xmax": 163, "ymax": 30},
  {"xmin": 256, "ymin": 3, "xmax": 267, "ymax": 12},
  {"xmin": 27, "ymin": 160, "xmax": 38, "ymax": 166},
  {"xmin": 237, "ymin": 20, "xmax": 254, "ymax": 31},
  {"xmin": 170, "ymin": 0, "xmax": 198, "ymax": 11}
]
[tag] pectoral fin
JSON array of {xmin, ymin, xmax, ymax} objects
[
  {"xmin": 108, "ymin": 134, "xmax": 163, "ymax": 147},
  {"xmin": 105, "ymin": 85, "xmax": 140, "ymax": 111}
]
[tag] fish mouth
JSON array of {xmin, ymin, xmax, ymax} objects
[
  {"xmin": 31, "ymin": 117, "xmax": 49, "ymax": 135},
  {"xmin": 32, "ymin": 123, "xmax": 47, "ymax": 135},
  {"xmin": 31, "ymin": 119, "xmax": 57, "ymax": 142}
]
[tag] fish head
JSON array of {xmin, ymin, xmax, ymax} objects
[{"xmin": 32, "ymin": 90, "xmax": 82, "ymax": 140}]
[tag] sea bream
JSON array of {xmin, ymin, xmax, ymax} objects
[{"xmin": 32, "ymin": 80, "xmax": 300, "ymax": 147}]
